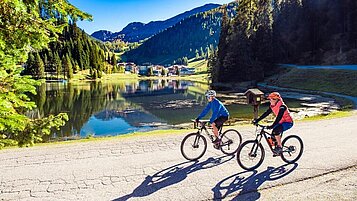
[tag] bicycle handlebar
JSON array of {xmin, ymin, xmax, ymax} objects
[
  {"xmin": 254, "ymin": 123, "xmax": 267, "ymax": 129},
  {"xmin": 191, "ymin": 119, "xmax": 210, "ymax": 123}
]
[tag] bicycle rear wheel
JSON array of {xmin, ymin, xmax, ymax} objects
[
  {"xmin": 237, "ymin": 140, "xmax": 265, "ymax": 171},
  {"xmin": 220, "ymin": 129, "xmax": 242, "ymax": 155},
  {"xmin": 281, "ymin": 135, "xmax": 304, "ymax": 164},
  {"xmin": 180, "ymin": 132, "xmax": 207, "ymax": 161}
]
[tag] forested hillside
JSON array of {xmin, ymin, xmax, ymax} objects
[
  {"xmin": 211, "ymin": 0, "xmax": 357, "ymax": 83},
  {"xmin": 123, "ymin": 2, "xmax": 238, "ymax": 65},
  {"xmin": 91, "ymin": 4, "xmax": 221, "ymax": 43},
  {"xmin": 24, "ymin": 24, "xmax": 115, "ymax": 79}
]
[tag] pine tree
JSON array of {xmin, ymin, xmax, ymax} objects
[
  {"xmin": 183, "ymin": 57, "xmax": 188, "ymax": 65},
  {"xmin": 24, "ymin": 53, "xmax": 35, "ymax": 75},
  {"xmin": 214, "ymin": 7, "xmax": 229, "ymax": 83},
  {"xmin": 62, "ymin": 55, "xmax": 73, "ymax": 79},
  {"xmin": 34, "ymin": 52, "xmax": 45, "ymax": 79},
  {"xmin": 54, "ymin": 53, "xmax": 62, "ymax": 79},
  {"xmin": 0, "ymin": 0, "xmax": 90, "ymax": 147},
  {"xmin": 111, "ymin": 53, "xmax": 117, "ymax": 67}
]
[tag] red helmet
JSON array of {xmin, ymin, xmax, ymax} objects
[{"xmin": 267, "ymin": 92, "xmax": 281, "ymax": 100}]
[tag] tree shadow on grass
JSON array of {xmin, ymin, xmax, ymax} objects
[
  {"xmin": 114, "ymin": 155, "xmax": 235, "ymax": 201},
  {"xmin": 212, "ymin": 163, "xmax": 298, "ymax": 200}
]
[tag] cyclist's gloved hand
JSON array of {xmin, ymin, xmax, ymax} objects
[
  {"xmin": 251, "ymin": 119, "xmax": 258, "ymax": 125},
  {"xmin": 195, "ymin": 118, "xmax": 199, "ymax": 123}
]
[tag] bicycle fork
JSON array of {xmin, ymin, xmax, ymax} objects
[{"xmin": 193, "ymin": 133, "xmax": 201, "ymax": 148}]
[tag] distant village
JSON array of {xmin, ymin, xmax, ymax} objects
[{"xmin": 118, "ymin": 62, "xmax": 196, "ymax": 76}]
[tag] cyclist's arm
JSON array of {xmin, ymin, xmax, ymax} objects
[
  {"xmin": 197, "ymin": 102, "xmax": 211, "ymax": 120},
  {"xmin": 271, "ymin": 105, "xmax": 287, "ymax": 127},
  {"xmin": 256, "ymin": 108, "xmax": 272, "ymax": 122}
]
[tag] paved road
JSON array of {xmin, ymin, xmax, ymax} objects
[
  {"xmin": 1, "ymin": 114, "xmax": 357, "ymax": 200},
  {"xmin": 280, "ymin": 64, "xmax": 357, "ymax": 71}
]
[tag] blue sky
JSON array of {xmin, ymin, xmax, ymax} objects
[{"xmin": 70, "ymin": 0, "xmax": 233, "ymax": 34}]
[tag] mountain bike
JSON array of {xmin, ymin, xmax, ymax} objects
[
  {"xmin": 180, "ymin": 120, "xmax": 242, "ymax": 161},
  {"xmin": 237, "ymin": 123, "xmax": 303, "ymax": 171}
]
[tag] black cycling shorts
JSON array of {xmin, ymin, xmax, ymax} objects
[{"xmin": 214, "ymin": 116, "xmax": 228, "ymax": 129}]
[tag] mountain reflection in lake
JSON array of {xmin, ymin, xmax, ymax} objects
[{"xmin": 30, "ymin": 80, "xmax": 212, "ymax": 140}]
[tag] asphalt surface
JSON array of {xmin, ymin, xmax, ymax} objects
[{"xmin": 1, "ymin": 114, "xmax": 356, "ymax": 200}]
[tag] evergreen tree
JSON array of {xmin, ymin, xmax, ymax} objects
[
  {"xmin": 24, "ymin": 53, "xmax": 35, "ymax": 75},
  {"xmin": 111, "ymin": 53, "xmax": 117, "ymax": 67},
  {"xmin": 214, "ymin": 7, "xmax": 229, "ymax": 83},
  {"xmin": 183, "ymin": 57, "xmax": 188, "ymax": 65},
  {"xmin": 54, "ymin": 53, "xmax": 62, "ymax": 79},
  {"xmin": 195, "ymin": 49, "xmax": 200, "ymax": 60},
  {"xmin": 34, "ymin": 52, "xmax": 45, "ymax": 79},
  {"xmin": 62, "ymin": 55, "xmax": 73, "ymax": 79},
  {"xmin": 200, "ymin": 47, "xmax": 205, "ymax": 58},
  {"xmin": 0, "ymin": 0, "xmax": 90, "ymax": 147}
]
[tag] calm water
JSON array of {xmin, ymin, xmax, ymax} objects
[{"xmin": 30, "ymin": 80, "xmax": 303, "ymax": 140}]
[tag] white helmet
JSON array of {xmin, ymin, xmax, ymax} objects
[{"xmin": 205, "ymin": 90, "xmax": 216, "ymax": 98}]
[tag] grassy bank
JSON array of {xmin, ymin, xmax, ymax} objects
[
  {"xmin": 300, "ymin": 110, "xmax": 353, "ymax": 121},
  {"xmin": 266, "ymin": 68, "xmax": 357, "ymax": 97}
]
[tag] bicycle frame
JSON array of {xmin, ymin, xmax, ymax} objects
[
  {"xmin": 253, "ymin": 125, "xmax": 277, "ymax": 154},
  {"xmin": 194, "ymin": 120, "xmax": 222, "ymax": 142}
]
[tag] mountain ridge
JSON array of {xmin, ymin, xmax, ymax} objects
[
  {"xmin": 91, "ymin": 3, "xmax": 222, "ymax": 42},
  {"xmin": 123, "ymin": 2, "xmax": 238, "ymax": 65}
]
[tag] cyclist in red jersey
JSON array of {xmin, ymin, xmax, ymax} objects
[{"xmin": 253, "ymin": 92, "xmax": 293, "ymax": 156}]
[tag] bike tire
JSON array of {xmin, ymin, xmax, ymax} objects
[
  {"xmin": 281, "ymin": 135, "xmax": 304, "ymax": 164},
  {"xmin": 180, "ymin": 132, "xmax": 207, "ymax": 161},
  {"xmin": 237, "ymin": 140, "xmax": 265, "ymax": 171},
  {"xmin": 220, "ymin": 129, "xmax": 242, "ymax": 155}
]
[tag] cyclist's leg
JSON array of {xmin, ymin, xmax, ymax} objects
[
  {"xmin": 213, "ymin": 116, "xmax": 228, "ymax": 140},
  {"xmin": 272, "ymin": 122, "xmax": 293, "ymax": 155},
  {"xmin": 272, "ymin": 124, "xmax": 284, "ymax": 148},
  {"xmin": 211, "ymin": 122, "xmax": 219, "ymax": 139}
]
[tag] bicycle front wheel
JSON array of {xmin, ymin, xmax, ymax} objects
[
  {"xmin": 237, "ymin": 140, "xmax": 265, "ymax": 171},
  {"xmin": 220, "ymin": 129, "xmax": 242, "ymax": 155},
  {"xmin": 281, "ymin": 135, "xmax": 304, "ymax": 164},
  {"xmin": 180, "ymin": 132, "xmax": 207, "ymax": 161}
]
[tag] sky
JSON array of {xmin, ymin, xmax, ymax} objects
[{"xmin": 69, "ymin": 0, "xmax": 233, "ymax": 35}]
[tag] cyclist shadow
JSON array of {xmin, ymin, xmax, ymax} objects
[
  {"xmin": 212, "ymin": 163, "xmax": 298, "ymax": 200},
  {"xmin": 114, "ymin": 155, "xmax": 235, "ymax": 201}
]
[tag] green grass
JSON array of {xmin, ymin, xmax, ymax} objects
[
  {"xmin": 188, "ymin": 58, "xmax": 208, "ymax": 73},
  {"xmin": 102, "ymin": 73, "xmax": 139, "ymax": 80},
  {"xmin": 300, "ymin": 110, "xmax": 353, "ymax": 121},
  {"xmin": 266, "ymin": 68, "xmax": 357, "ymax": 97},
  {"xmin": 71, "ymin": 69, "xmax": 90, "ymax": 81}
]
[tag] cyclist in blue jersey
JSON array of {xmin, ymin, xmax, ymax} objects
[{"xmin": 196, "ymin": 90, "xmax": 230, "ymax": 147}]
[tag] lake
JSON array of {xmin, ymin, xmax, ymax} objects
[{"xmin": 30, "ymin": 80, "xmax": 308, "ymax": 140}]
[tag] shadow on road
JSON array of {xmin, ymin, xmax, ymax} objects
[
  {"xmin": 114, "ymin": 155, "xmax": 235, "ymax": 201},
  {"xmin": 212, "ymin": 163, "xmax": 298, "ymax": 200}
]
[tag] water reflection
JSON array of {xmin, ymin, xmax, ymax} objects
[
  {"xmin": 30, "ymin": 80, "xmax": 208, "ymax": 140},
  {"xmin": 30, "ymin": 79, "xmax": 312, "ymax": 140}
]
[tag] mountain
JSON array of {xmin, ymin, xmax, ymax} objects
[
  {"xmin": 91, "ymin": 30, "xmax": 113, "ymax": 41},
  {"xmin": 91, "ymin": 3, "xmax": 222, "ymax": 42},
  {"xmin": 122, "ymin": 2, "xmax": 238, "ymax": 65}
]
